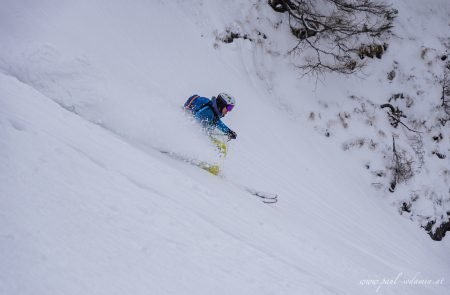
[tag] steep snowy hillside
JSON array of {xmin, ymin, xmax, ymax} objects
[
  {"xmin": 1, "ymin": 1, "xmax": 449, "ymax": 295},
  {"xmin": 199, "ymin": 0, "xmax": 450, "ymax": 239},
  {"xmin": 274, "ymin": 0, "xmax": 450, "ymax": 240}
]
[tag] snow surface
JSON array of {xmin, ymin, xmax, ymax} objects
[{"xmin": 1, "ymin": 0, "xmax": 449, "ymax": 294}]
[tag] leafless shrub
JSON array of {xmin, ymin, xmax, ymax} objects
[
  {"xmin": 406, "ymin": 132, "xmax": 424, "ymax": 169},
  {"xmin": 388, "ymin": 92, "xmax": 414, "ymax": 108},
  {"xmin": 389, "ymin": 136, "xmax": 414, "ymax": 192},
  {"xmin": 380, "ymin": 103, "xmax": 421, "ymax": 133},
  {"xmin": 342, "ymin": 138, "xmax": 378, "ymax": 151},
  {"xmin": 339, "ymin": 112, "xmax": 350, "ymax": 128},
  {"xmin": 268, "ymin": 0, "xmax": 397, "ymax": 75},
  {"xmin": 387, "ymin": 69, "xmax": 395, "ymax": 81},
  {"xmin": 441, "ymin": 62, "xmax": 450, "ymax": 115}
]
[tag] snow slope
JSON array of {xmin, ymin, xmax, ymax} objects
[
  {"xmin": 1, "ymin": 1, "xmax": 449, "ymax": 294},
  {"xmin": 294, "ymin": 0, "xmax": 450, "ymax": 237}
]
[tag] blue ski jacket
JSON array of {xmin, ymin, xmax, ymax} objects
[{"xmin": 186, "ymin": 96, "xmax": 231, "ymax": 134}]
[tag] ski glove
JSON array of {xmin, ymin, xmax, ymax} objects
[{"xmin": 227, "ymin": 130, "xmax": 237, "ymax": 140}]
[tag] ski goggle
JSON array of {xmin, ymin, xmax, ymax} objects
[{"xmin": 226, "ymin": 104, "xmax": 234, "ymax": 112}]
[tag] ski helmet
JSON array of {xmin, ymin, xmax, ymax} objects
[{"xmin": 217, "ymin": 93, "xmax": 236, "ymax": 111}]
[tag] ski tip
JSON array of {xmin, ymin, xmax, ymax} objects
[{"xmin": 263, "ymin": 199, "xmax": 278, "ymax": 204}]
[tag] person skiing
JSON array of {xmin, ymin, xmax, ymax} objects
[
  {"xmin": 183, "ymin": 93, "xmax": 237, "ymax": 175},
  {"xmin": 184, "ymin": 93, "xmax": 237, "ymax": 140}
]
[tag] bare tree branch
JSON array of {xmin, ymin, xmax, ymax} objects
[
  {"xmin": 268, "ymin": 0, "xmax": 397, "ymax": 75},
  {"xmin": 380, "ymin": 103, "xmax": 422, "ymax": 133}
]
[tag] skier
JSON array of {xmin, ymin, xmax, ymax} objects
[
  {"xmin": 184, "ymin": 93, "xmax": 237, "ymax": 140},
  {"xmin": 183, "ymin": 93, "xmax": 237, "ymax": 175}
]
